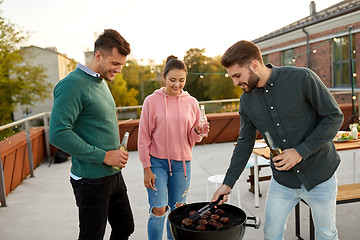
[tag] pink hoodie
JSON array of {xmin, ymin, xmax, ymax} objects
[{"xmin": 138, "ymin": 88, "xmax": 203, "ymax": 179}]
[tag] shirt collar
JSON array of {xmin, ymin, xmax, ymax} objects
[
  {"xmin": 266, "ymin": 64, "xmax": 278, "ymax": 87},
  {"xmin": 253, "ymin": 64, "xmax": 276, "ymax": 93},
  {"xmin": 77, "ymin": 63, "xmax": 101, "ymax": 78}
]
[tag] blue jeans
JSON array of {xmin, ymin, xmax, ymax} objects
[
  {"xmin": 146, "ymin": 156, "xmax": 191, "ymax": 240},
  {"xmin": 264, "ymin": 175, "xmax": 338, "ymax": 240}
]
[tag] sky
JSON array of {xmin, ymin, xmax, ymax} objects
[{"xmin": 1, "ymin": 0, "xmax": 343, "ymax": 65}]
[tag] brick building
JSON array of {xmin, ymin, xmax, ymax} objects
[{"xmin": 253, "ymin": 0, "xmax": 360, "ymax": 105}]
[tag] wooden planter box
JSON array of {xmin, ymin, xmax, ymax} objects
[
  {"xmin": 119, "ymin": 104, "xmax": 355, "ymax": 151},
  {"xmin": 0, "ymin": 127, "xmax": 46, "ymax": 197}
]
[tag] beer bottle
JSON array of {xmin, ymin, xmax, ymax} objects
[
  {"xmin": 113, "ymin": 132, "xmax": 129, "ymax": 170},
  {"xmin": 264, "ymin": 131, "xmax": 283, "ymax": 157}
]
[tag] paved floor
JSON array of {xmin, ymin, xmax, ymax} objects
[{"xmin": 0, "ymin": 142, "xmax": 359, "ymax": 239}]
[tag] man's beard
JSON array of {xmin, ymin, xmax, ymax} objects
[
  {"xmin": 100, "ymin": 70, "xmax": 112, "ymax": 82},
  {"xmin": 99, "ymin": 63, "xmax": 114, "ymax": 81},
  {"xmin": 243, "ymin": 70, "xmax": 260, "ymax": 93}
]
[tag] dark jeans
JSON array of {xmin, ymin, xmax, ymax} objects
[{"xmin": 70, "ymin": 172, "xmax": 134, "ymax": 240}]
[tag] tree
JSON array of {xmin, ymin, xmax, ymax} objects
[
  {"xmin": 183, "ymin": 48, "xmax": 243, "ymax": 101},
  {"xmin": 0, "ymin": 14, "xmax": 51, "ymax": 124},
  {"xmin": 203, "ymin": 56, "xmax": 243, "ymax": 100},
  {"xmin": 183, "ymin": 48, "xmax": 211, "ymax": 100},
  {"xmin": 107, "ymin": 73, "xmax": 138, "ymax": 107},
  {"xmin": 121, "ymin": 58, "xmax": 160, "ymax": 104}
]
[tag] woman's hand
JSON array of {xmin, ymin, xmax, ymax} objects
[
  {"xmin": 144, "ymin": 167, "xmax": 156, "ymax": 190},
  {"xmin": 195, "ymin": 122, "xmax": 210, "ymax": 136}
]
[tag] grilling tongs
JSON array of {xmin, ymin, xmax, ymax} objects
[{"xmin": 188, "ymin": 194, "xmax": 224, "ymax": 222}]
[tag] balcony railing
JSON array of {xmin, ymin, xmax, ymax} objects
[
  {"xmin": 0, "ymin": 112, "xmax": 51, "ymax": 207},
  {"xmin": 0, "ymin": 96, "xmax": 356, "ymax": 207}
]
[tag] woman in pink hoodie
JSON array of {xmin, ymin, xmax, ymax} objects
[{"xmin": 138, "ymin": 55, "xmax": 208, "ymax": 240}]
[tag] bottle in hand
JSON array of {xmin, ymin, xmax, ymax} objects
[
  {"xmin": 199, "ymin": 105, "xmax": 209, "ymax": 137},
  {"xmin": 264, "ymin": 131, "xmax": 283, "ymax": 158},
  {"xmin": 113, "ymin": 132, "xmax": 129, "ymax": 170}
]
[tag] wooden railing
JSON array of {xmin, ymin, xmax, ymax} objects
[{"xmin": 0, "ymin": 113, "xmax": 51, "ymax": 207}]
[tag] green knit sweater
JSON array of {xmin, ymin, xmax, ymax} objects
[{"xmin": 49, "ymin": 68, "xmax": 120, "ymax": 178}]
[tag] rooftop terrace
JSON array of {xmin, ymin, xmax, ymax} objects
[{"xmin": 0, "ymin": 142, "xmax": 358, "ymax": 240}]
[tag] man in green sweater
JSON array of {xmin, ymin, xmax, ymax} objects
[
  {"xmin": 212, "ymin": 40, "xmax": 343, "ymax": 240},
  {"xmin": 49, "ymin": 29, "xmax": 134, "ymax": 240}
]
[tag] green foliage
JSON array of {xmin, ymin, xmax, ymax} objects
[
  {"xmin": 203, "ymin": 56, "xmax": 243, "ymax": 100},
  {"xmin": 119, "ymin": 50, "xmax": 242, "ymax": 108},
  {"xmin": 107, "ymin": 73, "xmax": 139, "ymax": 107},
  {"xmin": 121, "ymin": 58, "xmax": 160, "ymax": 104},
  {"xmin": 118, "ymin": 51, "xmax": 242, "ymax": 107},
  {"xmin": 0, "ymin": 126, "xmax": 20, "ymax": 140},
  {"xmin": 0, "ymin": 14, "xmax": 51, "ymax": 125},
  {"xmin": 141, "ymin": 79, "xmax": 161, "ymax": 102},
  {"xmin": 121, "ymin": 59, "xmax": 141, "ymax": 87},
  {"xmin": 183, "ymin": 49, "xmax": 242, "ymax": 101},
  {"xmin": 183, "ymin": 48, "xmax": 211, "ymax": 100}
]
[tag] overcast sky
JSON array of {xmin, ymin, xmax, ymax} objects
[{"xmin": 1, "ymin": 0, "xmax": 342, "ymax": 65}]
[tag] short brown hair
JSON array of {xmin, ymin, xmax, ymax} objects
[
  {"xmin": 94, "ymin": 29, "xmax": 131, "ymax": 56},
  {"xmin": 221, "ymin": 40, "xmax": 263, "ymax": 68}
]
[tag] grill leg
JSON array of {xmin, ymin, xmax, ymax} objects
[
  {"xmin": 309, "ymin": 209, "xmax": 315, "ymax": 240},
  {"xmin": 295, "ymin": 203, "xmax": 304, "ymax": 239}
]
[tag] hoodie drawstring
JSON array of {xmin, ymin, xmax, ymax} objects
[
  {"xmin": 178, "ymin": 97, "xmax": 187, "ymax": 180},
  {"xmin": 163, "ymin": 91, "xmax": 187, "ymax": 179},
  {"xmin": 164, "ymin": 96, "xmax": 172, "ymax": 176}
]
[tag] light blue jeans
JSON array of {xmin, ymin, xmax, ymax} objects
[
  {"xmin": 264, "ymin": 175, "xmax": 338, "ymax": 240},
  {"xmin": 146, "ymin": 156, "xmax": 191, "ymax": 240}
]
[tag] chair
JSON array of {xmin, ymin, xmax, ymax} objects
[
  {"xmin": 246, "ymin": 155, "xmax": 271, "ymax": 196},
  {"xmin": 206, "ymin": 174, "xmax": 241, "ymax": 207}
]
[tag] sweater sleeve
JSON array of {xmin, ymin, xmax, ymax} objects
[
  {"xmin": 137, "ymin": 98, "xmax": 152, "ymax": 168},
  {"xmin": 188, "ymin": 101, "xmax": 203, "ymax": 144},
  {"xmin": 49, "ymin": 78, "xmax": 106, "ymax": 165}
]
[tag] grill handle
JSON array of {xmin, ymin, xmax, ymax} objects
[{"xmin": 245, "ymin": 216, "xmax": 261, "ymax": 229}]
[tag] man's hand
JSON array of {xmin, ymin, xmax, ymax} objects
[
  {"xmin": 211, "ymin": 184, "xmax": 232, "ymax": 205},
  {"xmin": 103, "ymin": 149, "xmax": 129, "ymax": 168},
  {"xmin": 272, "ymin": 148, "xmax": 302, "ymax": 171},
  {"xmin": 143, "ymin": 167, "xmax": 155, "ymax": 190}
]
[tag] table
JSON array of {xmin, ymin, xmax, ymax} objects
[{"xmin": 251, "ymin": 139, "xmax": 360, "ymax": 208}]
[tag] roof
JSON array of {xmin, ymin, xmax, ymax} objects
[
  {"xmin": 21, "ymin": 45, "xmax": 71, "ymax": 60},
  {"xmin": 253, "ymin": 0, "xmax": 360, "ymax": 43}
]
